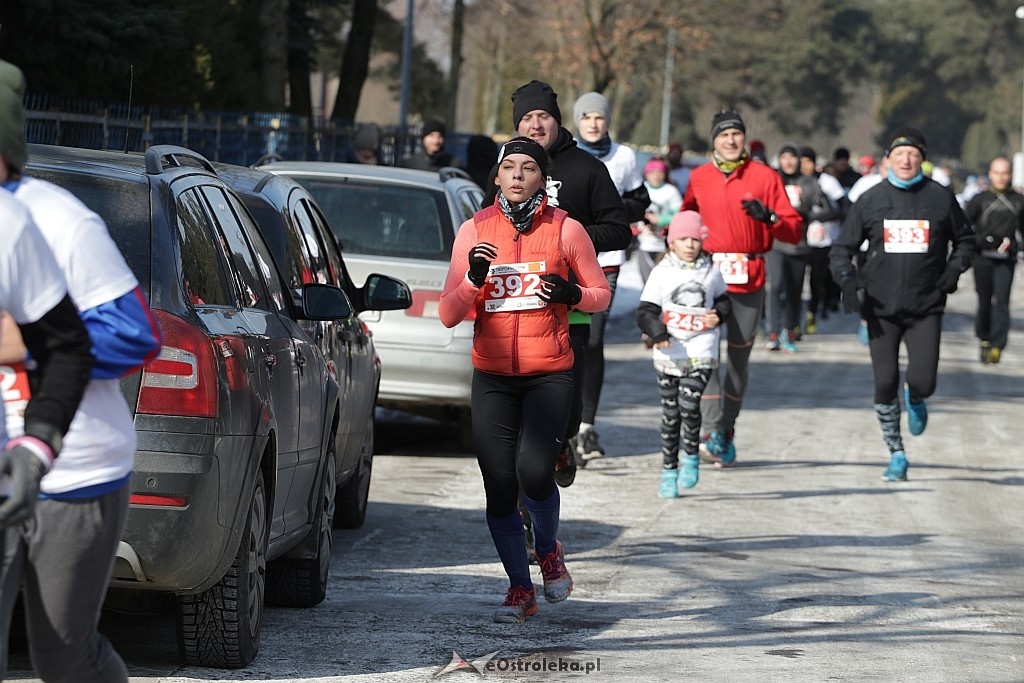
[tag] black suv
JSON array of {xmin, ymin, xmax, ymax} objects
[
  {"xmin": 212, "ymin": 161, "xmax": 412, "ymax": 528},
  {"xmin": 24, "ymin": 144, "xmax": 401, "ymax": 668}
]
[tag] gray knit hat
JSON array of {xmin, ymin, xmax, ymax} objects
[
  {"xmin": 0, "ymin": 60, "xmax": 27, "ymax": 172},
  {"xmin": 573, "ymin": 91, "xmax": 611, "ymax": 129}
]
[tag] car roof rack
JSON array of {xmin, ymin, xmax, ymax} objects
[
  {"xmin": 439, "ymin": 166, "xmax": 472, "ymax": 182},
  {"xmin": 145, "ymin": 145, "xmax": 217, "ymax": 175}
]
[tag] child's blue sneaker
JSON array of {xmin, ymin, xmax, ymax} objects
[
  {"xmin": 707, "ymin": 429, "xmax": 737, "ymax": 467},
  {"xmin": 780, "ymin": 329, "xmax": 798, "ymax": 353},
  {"xmin": 904, "ymin": 384, "xmax": 928, "ymax": 436},
  {"xmin": 857, "ymin": 320, "xmax": 869, "ymax": 346},
  {"xmin": 678, "ymin": 455, "xmax": 700, "ymax": 490},
  {"xmin": 659, "ymin": 468, "xmax": 679, "ymax": 498},
  {"xmin": 882, "ymin": 451, "xmax": 909, "ymax": 481}
]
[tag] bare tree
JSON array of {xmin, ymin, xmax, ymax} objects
[
  {"xmin": 332, "ymin": 0, "xmax": 377, "ymax": 123},
  {"xmin": 445, "ymin": 0, "xmax": 465, "ymax": 128},
  {"xmin": 260, "ymin": 0, "xmax": 289, "ymax": 109}
]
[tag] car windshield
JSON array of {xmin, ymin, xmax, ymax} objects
[{"xmin": 295, "ymin": 178, "xmax": 455, "ymax": 261}]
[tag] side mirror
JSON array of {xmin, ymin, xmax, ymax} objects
[
  {"xmin": 300, "ymin": 283, "xmax": 353, "ymax": 320},
  {"xmin": 362, "ymin": 273, "xmax": 412, "ymax": 311}
]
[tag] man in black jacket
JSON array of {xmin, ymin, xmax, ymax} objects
[
  {"xmin": 829, "ymin": 126, "xmax": 974, "ymax": 483},
  {"xmin": 964, "ymin": 156, "xmax": 1024, "ymax": 365},
  {"xmin": 402, "ymin": 118, "xmax": 458, "ymax": 172}
]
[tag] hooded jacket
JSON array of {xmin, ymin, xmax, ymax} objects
[{"xmin": 484, "ymin": 127, "xmax": 631, "ymax": 254}]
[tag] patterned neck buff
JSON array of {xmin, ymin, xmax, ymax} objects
[
  {"xmin": 498, "ymin": 189, "xmax": 546, "ymax": 240},
  {"xmin": 712, "ymin": 149, "xmax": 749, "ymax": 174}
]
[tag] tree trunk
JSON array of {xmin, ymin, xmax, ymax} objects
[
  {"xmin": 260, "ymin": 0, "xmax": 289, "ymax": 109},
  {"xmin": 332, "ymin": 0, "xmax": 378, "ymax": 123},
  {"xmin": 446, "ymin": 0, "xmax": 465, "ymax": 130},
  {"xmin": 287, "ymin": 0, "xmax": 312, "ymax": 117}
]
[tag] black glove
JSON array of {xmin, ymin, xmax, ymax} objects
[
  {"xmin": 840, "ymin": 279, "xmax": 862, "ymax": 315},
  {"xmin": 537, "ymin": 274, "xmax": 582, "ymax": 306},
  {"xmin": 936, "ymin": 268, "xmax": 959, "ymax": 294},
  {"xmin": 741, "ymin": 199, "xmax": 778, "ymax": 225},
  {"xmin": 467, "ymin": 242, "xmax": 498, "ymax": 287},
  {"xmin": 0, "ymin": 444, "xmax": 50, "ymax": 527}
]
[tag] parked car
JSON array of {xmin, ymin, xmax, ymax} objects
[
  {"xmin": 211, "ymin": 161, "xmax": 412, "ymax": 529},
  {"xmin": 22, "ymin": 143, "xmax": 396, "ymax": 669},
  {"xmin": 258, "ymin": 162, "xmax": 484, "ymax": 447}
]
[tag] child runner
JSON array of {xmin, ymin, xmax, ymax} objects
[
  {"xmin": 439, "ymin": 136, "xmax": 610, "ymax": 622},
  {"xmin": 637, "ymin": 211, "xmax": 730, "ymax": 498}
]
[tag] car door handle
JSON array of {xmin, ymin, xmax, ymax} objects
[{"xmin": 296, "ymin": 353, "xmax": 307, "ymax": 368}]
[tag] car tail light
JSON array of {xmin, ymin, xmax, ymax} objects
[
  {"xmin": 129, "ymin": 493, "xmax": 188, "ymax": 507},
  {"xmin": 137, "ymin": 310, "xmax": 219, "ymax": 418},
  {"xmin": 405, "ymin": 290, "xmax": 440, "ymax": 318},
  {"xmin": 406, "ymin": 290, "xmax": 475, "ymax": 321}
]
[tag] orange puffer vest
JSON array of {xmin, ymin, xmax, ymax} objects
[{"xmin": 472, "ymin": 203, "xmax": 573, "ymax": 376}]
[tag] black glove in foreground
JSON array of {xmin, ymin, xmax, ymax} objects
[
  {"xmin": 468, "ymin": 242, "xmax": 498, "ymax": 287},
  {"xmin": 741, "ymin": 199, "xmax": 777, "ymax": 225},
  {"xmin": 0, "ymin": 445, "xmax": 49, "ymax": 527},
  {"xmin": 537, "ymin": 274, "xmax": 582, "ymax": 306}
]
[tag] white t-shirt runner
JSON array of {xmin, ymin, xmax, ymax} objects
[{"xmin": 6, "ymin": 178, "xmax": 140, "ymax": 495}]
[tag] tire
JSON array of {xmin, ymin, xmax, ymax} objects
[
  {"xmin": 176, "ymin": 469, "xmax": 268, "ymax": 668},
  {"xmin": 457, "ymin": 406, "xmax": 474, "ymax": 454},
  {"xmin": 336, "ymin": 413, "xmax": 373, "ymax": 529},
  {"xmin": 266, "ymin": 443, "xmax": 336, "ymax": 608}
]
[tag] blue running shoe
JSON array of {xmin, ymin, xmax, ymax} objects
[
  {"xmin": 882, "ymin": 451, "xmax": 909, "ymax": 481},
  {"xmin": 678, "ymin": 455, "xmax": 700, "ymax": 490},
  {"xmin": 904, "ymin": 384, "xmax": 927, "ymax": 436},
  {"xmin": 707, "ymin": 429, "xmax": 737, "ymax": 467},
  {"xmin": 857, "ymin": 320, "xmax": 869, "ymax": 346},
  {"xmin": 659, "ymin": 468, "xmax": 679, "ymax": 498},
  {"xmin": 780, "ymin": 329, "xmax": 798, "ymax": 354}
]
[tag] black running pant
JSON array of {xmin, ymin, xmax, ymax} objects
[
  {"xmin": 472, "ymin": 369, "xmax": 573, "ymax": 517},
  {"xmin": 581, "ymin": 269, "xmax": 619, "ymax": 425},
  {"xmin": 866, "ymin": 312, "xmax": 941, "ymax": 404},
  {"xmin": 974, "ymin": 255, "xmax": 1016, "ymax": 351}
]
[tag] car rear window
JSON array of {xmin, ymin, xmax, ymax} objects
[
  {"xmin": 295, "ymin": 178, "xmax": 455, "ymax": 261},
  {"xmin": 27, "ymin": 170, "xmax": 152, "ymax": 288}
]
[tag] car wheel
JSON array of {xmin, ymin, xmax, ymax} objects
[
  {"xmin": 176, "ymin": 468, "xmax": 268, "ymax": 668},
  {"xmin": 457, "ymin": 406, "xmax": 474, "ymax": 454},
  {"xmin": 336, "ymin": 413, "xmax": 373, "ymax": 529},
  {"xmin": 266, "ymin": 440, "xmax": 336, "ymax": 608}
]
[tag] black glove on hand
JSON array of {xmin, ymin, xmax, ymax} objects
[
  {"xmin": 537, "ymin": 273, "xmax": 582, "ymax": 306},
  {"xmin": 936, "ymin": 268, "xmax": 959, "ymax": 294},
  {"xmin": 840, "ymin": 279, "xmax": 862, "ymax": 315},
  {"xmin": 741, "ymin": 199, "xmax": 777, "ymax": 225},
  {"xmin": 467, "ymin": 242, "xmax": 498, "ymax": 287},
  {"xmin": 0, "ymin": 444, "xmax": 49, "ymax": 527}
]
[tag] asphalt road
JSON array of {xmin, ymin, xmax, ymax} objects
[{"xmin": 8, "ymin": 255, "xmax": 1024, "ymax": 682}]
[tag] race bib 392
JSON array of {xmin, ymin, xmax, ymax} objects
[{"xmin": 484, "ymin": 261, "xmax": 548, "ymax": 312}]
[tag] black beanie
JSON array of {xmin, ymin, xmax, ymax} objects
[
  {"xmin": 422, "ymin": 118, "xmax": 446, "ymax": 138},
  {"xmin": 778, "ymin": 142, "xmax": 799, "ymax": 158},
  {"xmin": 886, "ymin": 126, "xmax": 927, "ymax": 159},
  {"xmin": 512, "ymin": 80, "xmax": 562, "ymax": 129},
  {"xmin": 710, "ymin": 110, "xmax": 745, "ymax": 140},
  {"xmin": 799, "ymin": 146, "xmax": 817, "ymax": 162},
  {"xmin": 497, "ymin": 136, "xmax": 549, "ymax": 178}
]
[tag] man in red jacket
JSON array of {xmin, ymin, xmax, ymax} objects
[{"xmin": 682, "ymin": 110, "xmax": 802, "ymax": 465}]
